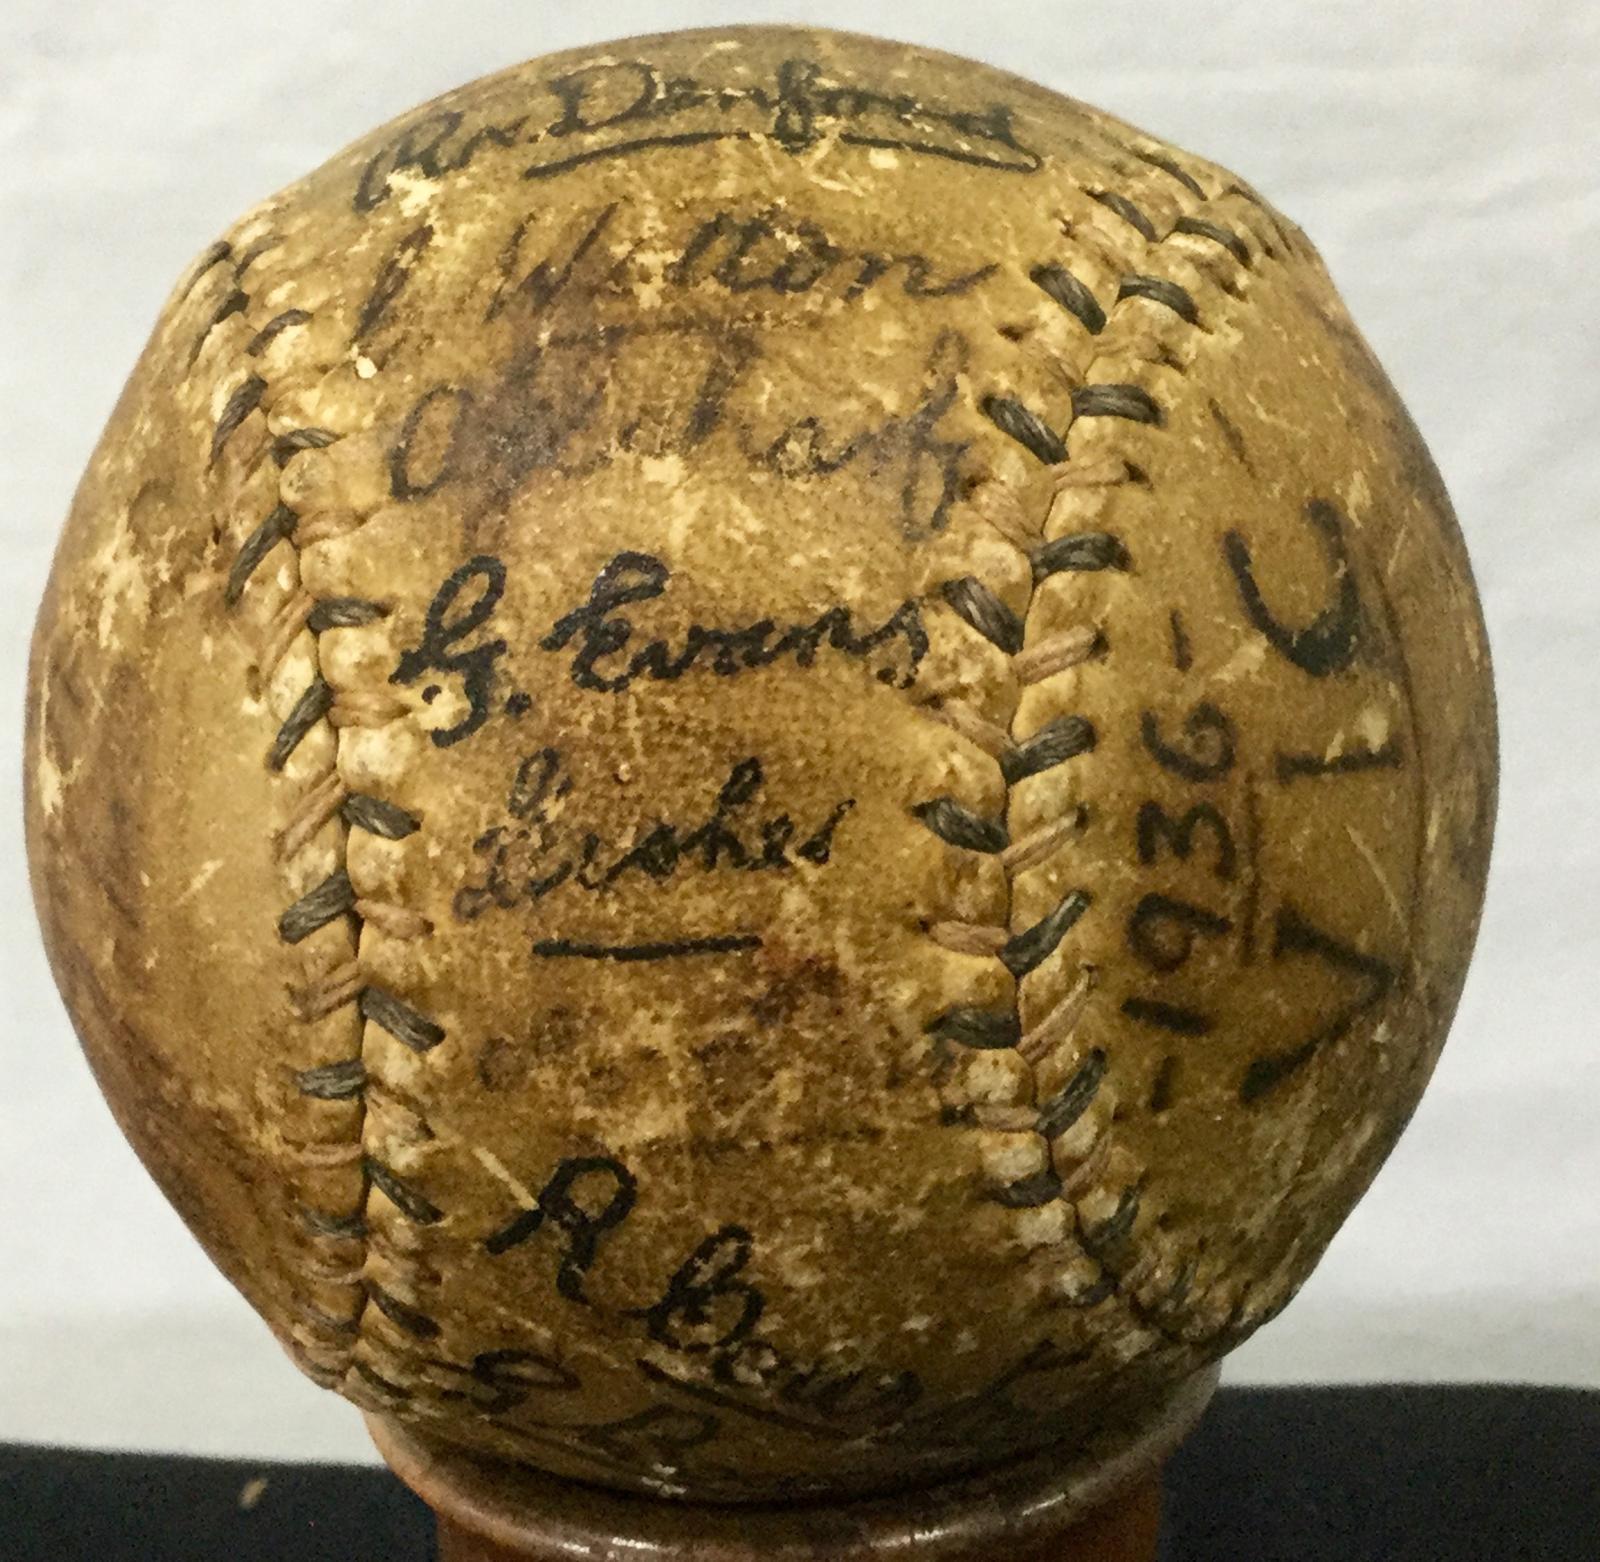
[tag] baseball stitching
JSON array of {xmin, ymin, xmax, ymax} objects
[
  {"xmin": 191, "ymin": 140, "xmax": 1306, "ymax": 1414},
  {"xmin": 196, "ymin": 234, "xmax": 448, "ymax": 1404},
  {"xmin": 919, "ymin": 161, "xmax": 1305, "ymax": 1350}
]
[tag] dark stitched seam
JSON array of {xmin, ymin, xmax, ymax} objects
[
  {"xmin": 920, "ymin": 174, "xmax": 1272, "ymax": 1344},
  {"xmin": 205, "ymin": 239, "xmax": 445, "ymax": 1392}
]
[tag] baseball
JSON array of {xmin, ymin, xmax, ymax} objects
[{"xmin": 26, "ymin": 27, "xmax": 1495, "ymax": 1503}]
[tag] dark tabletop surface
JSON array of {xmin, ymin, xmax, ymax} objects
[{"xmin": 2, "ymin": 1386, "xmax": 1595, "ymax": 1561}]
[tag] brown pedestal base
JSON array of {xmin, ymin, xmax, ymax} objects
[
  {"xmin": 432, "ymin": 1474, "xmax": 1162, "ymax": 1562},
  {"xmin": 369, "ymin": 1365, "xmax": 1216, "ymax": 1562}
]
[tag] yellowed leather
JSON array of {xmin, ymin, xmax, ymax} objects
[{"xmin": 25, "ymin": 27, "xmax": 1495, "ymax": 1501}]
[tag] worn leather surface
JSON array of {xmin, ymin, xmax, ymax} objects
[{"xmin": 25, "ymin": 27, "xmax": 1495, "ymax": 1502}]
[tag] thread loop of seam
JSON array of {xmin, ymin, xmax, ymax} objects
[
  {"xmin": 196, "ymin": 231, "xmax": 439, "ymax": 1398},
  {"xmin": 922, "ymin": 173, "xmax": 1285, "ymax": 1352}
]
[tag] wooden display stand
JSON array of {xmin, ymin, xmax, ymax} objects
[{"xmin": 369, "ymin": 1367, "xmax": 1216, "ymax": 1562}]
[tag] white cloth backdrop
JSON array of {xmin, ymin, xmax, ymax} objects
[{"xmin": 2, "ymin": 0, "xmax": 1594, "ymax": 1462}]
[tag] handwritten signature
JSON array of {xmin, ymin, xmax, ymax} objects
[
  {"xmin": 354, "ymin": 55, "xmax": 1043, "ymax": 211},
  {"xmin": 456, "ymin": 749, "xmax": 854, "ymax": 921},
  {"xmin": 390, "ymin": 552, "xmax": 927, "ymax": 748},
  {"xmin": 386, "ymin": 327, "xmax": 974, "ymax": 541}
]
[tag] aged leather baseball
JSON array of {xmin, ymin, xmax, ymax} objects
[{"xmin": 27, "ymin": 27, "xmax": 1495, "ymax": 1503}]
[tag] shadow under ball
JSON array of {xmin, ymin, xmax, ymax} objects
[{"xmin": 24, "ymin": 25, "xmax": 1496, "ymax": 1559}]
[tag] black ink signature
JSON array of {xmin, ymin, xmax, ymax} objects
[
  {"xmin": 542, "ymin": 552, "xmax": 927, "ymax": 693},
  {"xmin": 390, "ymin": 553, "xmax": 926, "ymax": 748},
  {"xmin": 456, "ymin": 748, "xmax": 853, "ymax": 922},
  {"xmin": 484, "ymin": 1156, "xmax": 638, "ymax": 1299},
  {"xmin": 386, "ymin": 330, "xmax": 972, "ymax": 540},
  {"xmin": 487, "ymin": 202, "xmax": 995, "ymax": 323},
  {"xmin": 418, "ymin": 1342, "xmax": 722, "ymax": 1481},
  {"xmin": 458, "ymin": 1143, "xmax": 1140, "ymax": 1486},
  {"xmin": 479, "ymin": 1158, "xmax": 921, "ymax": 1438},
  {"xmin": 353, "ymin": 55, "xmax": 1042, "ymax": 211},
  {"xmin": 389, "ymin": 556, "xmax": 508, "ymax": 746},
  {"xmin": 635, "ymin": 1225, "xmax": 923, "ymax": 1436},
  {"xmin": 1224, "ymin": 499, "xmax": 1365, "ymax": 678}
]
